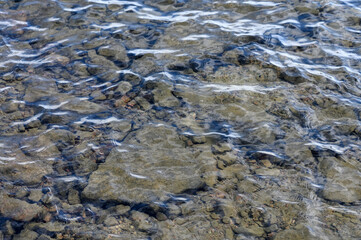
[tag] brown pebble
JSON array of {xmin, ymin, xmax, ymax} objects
[
  {"xmin": 43, "ymin": 213, "xmax": 52, "ymax": 222},
  {"xmin": 127, "ymin": 100, "xmax": 137, "ymax": 107},
  {"xmin": 115, "ymin": 95, "xmax": 131, "ymax": 107},
  {"xmin": 261, "ymin": 160, "xmax": 272, "ymax": 168}
]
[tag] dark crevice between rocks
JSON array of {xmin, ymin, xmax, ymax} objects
[{"xmin": 0, "ymin": 218, "xmax": 25, "ymax": 236}]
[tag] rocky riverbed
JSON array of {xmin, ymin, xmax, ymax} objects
[{"xmin": 0, "ymin": 0, "xmax": 360, "ymax": 239}]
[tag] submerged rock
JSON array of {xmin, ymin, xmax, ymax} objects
[
  {"xmin": 0, "ymin": 149, "xmax": 53, "ymax": 185},
  {"xmin": 131, "ymin": 211, "xmax": 157, "ymax": 232},
  {"xmin": 22, "ymin": 77, "xmax": 59, "ymax": 103},
  {"xmin": 60, "ymin": 98, "xmax": 104, "ymax": 114},
  {"xmin": 0, "ymin": 192, "xmax": 43, "ymax": 221},
  {"xmin": 318, "ymin": 157, "xmax": 361, "ymax": 203},
  {"xmin": 82, "ymin": 125, "xmax": 213, "ymax": 203},
  {"xmin": 97, "ymin": 44, "xmax": 129, "ymax": 67},
  {"xmin": 1, "ymin": 100, "xmax": 22, "ymax": 113},
  {"xmin": 274, "ymin": 224, "xmax": 318, "ymax": 240},
  {"xmin": 13, "ymin": 229, "xmax": 39, "ymax": 240}
]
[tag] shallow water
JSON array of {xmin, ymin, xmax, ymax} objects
[{"xmin": 0, "ymin": 0, "xmax": 360, "ymax": 239}]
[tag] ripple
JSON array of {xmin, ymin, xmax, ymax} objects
[
  {"xmin": 128, "ymin": 49, "xmax": 180, "ymax": 55},
  {"xmin": 74, "ymin": 116, "xmax": 123, "ymax": 125},
  {"xmin": 204, "ymin": 19, "xmax": 283, "ymax": 36},
  {"xmin": 201, "ymin": 83, "xmax": 279, "ymax": 93},
  {"xmin": 11, "ymin": 113, "xmax": 43, "ymax": 126}
]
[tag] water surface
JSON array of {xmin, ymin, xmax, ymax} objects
[{"xmin": 0, "ymin": 0, "xmax": 360, "ymax": 239}]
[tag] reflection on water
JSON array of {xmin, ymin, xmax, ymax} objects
[{"xmin": 0, "ymin": 0, "xmax": 360, "ymax": 239}]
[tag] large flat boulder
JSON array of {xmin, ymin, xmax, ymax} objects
[
  {"xmin": 0, "ymin": 192, "xmax": 43, "ymax": 221},
  {"xmin": 319, "ymin": 157, "xmax": 361, "ymax": 203},
  {"xmin": 82, "ymin": 125, "xmax": 214, "ymax": 203}
]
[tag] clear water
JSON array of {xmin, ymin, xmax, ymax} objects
[{"xmin": 0, "ymin": 0, "xmax": 360, "ymax": 239}]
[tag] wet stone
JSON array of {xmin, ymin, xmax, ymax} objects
[
  {"xmin": 167, "ymin": 204, "xmax": 181, "ymax": 217},
  {"xmin": 225, "ymin": 227, "xmax": 234, "ymax": 240},
  {"xmin": 135, "ymin": 96, "xmax": 152, "ymax": 111},
  {"xmin": 2, "ymin": 72, "xmax": 15, "ymax": 81},
  {"xmin": 212, "ymin": 143, "xmax": 232, "ymax": 154},
  {"xmin": 103, "ymin": 216, "xmax": 118, "ymax": 227},
  {"xmin": 13, "ymin": 229, "xmax": 38, "ymax": 240},
  {"xmin": 15, "ymin": 187, "xmax": 29, "ymax": 198},
  {"xmin": 40, "ymin": 112, "xmax": 71, "ymax": 125},
  {"xmin": 237, "ymin": 179, "xmax": 261, "ymax": 193},
  {"xmin": 265, "ymin": 224, "xmax": 278, "ymax": 233},
  {"xmin": 23, "ymin": 78, "xmax": 58, "ymax": 103},
  {"xmin": 318, "ymin": 157, "xmax": 361, "ymax": 203},
  {"xmin": 82, "ymin": 125, "xmax": 209, "ymax": 203},
  {"xmin": 68, "ymin": 188, "xmax": 80, "ymax": 205},
  {"xmin": 44, "ymin": 53, "xmax": 70, "ymax": 66},
  {"xmin": 215, "ymin": 104, "xmax": 246, "ymax": 121},
  {"xmin": 0, "ymin": 192, "xmax": 43, "ymax": 222},
  {"xmin": 114, "ymin": 204, "xmax": 131, "ymax": 215},
  {"xmin": 190, "ymin": 135, "xmax": 207, "ymax": 144},
  {"xmin": 97, "ymin": 45, "xmax": 129, "ymax": 66},
  {"xmin": 217, "ymin": 152, "xmax": 238, "ymax": 166},
  {"xmin": 0, "ymin": 149, "xmax": 53, "ymax": 185},
  {"xmin": 116, "ymin": 81, "xmax": 132, "ymax": 95},
  {"xmin": 231, "ymin": 224, "xmax": 265, "ymax": 237},
  {"xmin": 280, "ymin": 68, "xmax": 308, "ymax": 84},
  {"xmin": 60, "ymin": 98, "xmax": 104, "ymax": 114},
  {"xmin": 30, "ymin": 221, "xmax": 66, "ymax": 233},
  {"xmin": 108, "ymin": 4, "xmax": 123, "ymax": 11},
  {"xmin": 25, "ymin": 119, "xmax": 41, "ymax": 129},
  {"xmin": 87, "ymin": 50, "xmax": 120, "ymax": 70},
  {"xmin": 255, "ymin": 168, "xmax": 281, "ymax": 176},
  {"xmin": 156, "ymin": 212, "xmax": 167, "ymax": 221},
  {"xmin": 22, "ymin": 133, "xmax": 60, "ymax": 158},
  {"xmin": 72, "ymin": 61, "xmax": 89, "ymax": 76},
  {"xmin": 123, "ymin": 73, "xmax": 142, "ymax": 85},
  {"xmin": 5, "ymin": 220, "xmax": 15, "ymax": 235},
  {"xmin": 219, "ymin": 164, "xmax": 249, "ymax": 180},
  {"xmin": 1, "ymin": 101, "xmax": 20, "ymax": 113},
  {"xmin": 90, "ymin": 90, "xmax": 106, "ymax": 100},
  {"xmin": 131, "ymin": 57, "xmax": 160, "ymax": 76},
  {"xmin": 131, "ymin": 211, "xmax": 157, "ymax": 233},
  {"xmin": 37, "ymin": 234, "xmax": 53, "ymax": 240},
  {"xmin": 260, "ymin": 159, "xmax": 272, "ymax": 168},
  {"xmin": 274, "ymin": 224, "xmax": 318, "ymax": 240},
  {"xmin": 28, "ymin": 189, "xmax": 43, "ymax": 202}
]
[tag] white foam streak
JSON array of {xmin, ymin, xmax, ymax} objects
[
  {"xmin": 323, "ymin": 47, "xmax": 361, "ymax": 60},
  {"xmin": 0, "ymin": 156, "xmax": 16, "ymax": 161},
  {"xmin": 257, "ymin": 151, "xmax": 279, "ymax": 157},
  {"xmin": 181, "ymin": 34, "xmax": 210, "ymax": 41},
  {"xmin": 75, "ymin": 117, "xmax": 122, "ymax": 125},
  {"xmin": 0, "ymin": 19, "xmax": 27, "ymax": 27},
  {"xmin": 243, "ymin": 1, "xmax": 280, "ymax": 7},
  {"xmin": 129, "ymin": 172, "xmax": 147, "ymax": 179},
  {"xmin": 202, "ymin": 84, "xmax": 278, "ymax": 93},
  {"xmin": 204, "ymin": 19, "xmax": 283, "ymax": 36},
  {"xmin": 88, "ymin": 0, "xmax": 142, "ymax": 6},
  {"xmin": 305, "ymin": 141, "xmax": 348, "ymax": 154},
  {"xmin": 39, "ymin": 101, "xmax": 69, "ymax": 110},
  {"xmin": 0, "ymin": 87, "xmax": 12, "ymax": 92},
  {"xmin": 128, "ymin": 49, "xmax": 179, "ymax": 55},
  {"xmin": 91, "ymin": 23, "xmax": 125, "ymax": 29},
  {"xmin": 137, "ymin": 10, "xmax": 218, "ymax": 22},
  {"xmin": 63, "ymin": 5, "xmax": 93, "ymax": 12},
  {"xmin": 11, "ymin": 113, "xmax": 43, "ymax": 126},
  {"xmin": 17, "ymin": 161, "xmax": 36, "ymax": 165}
]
